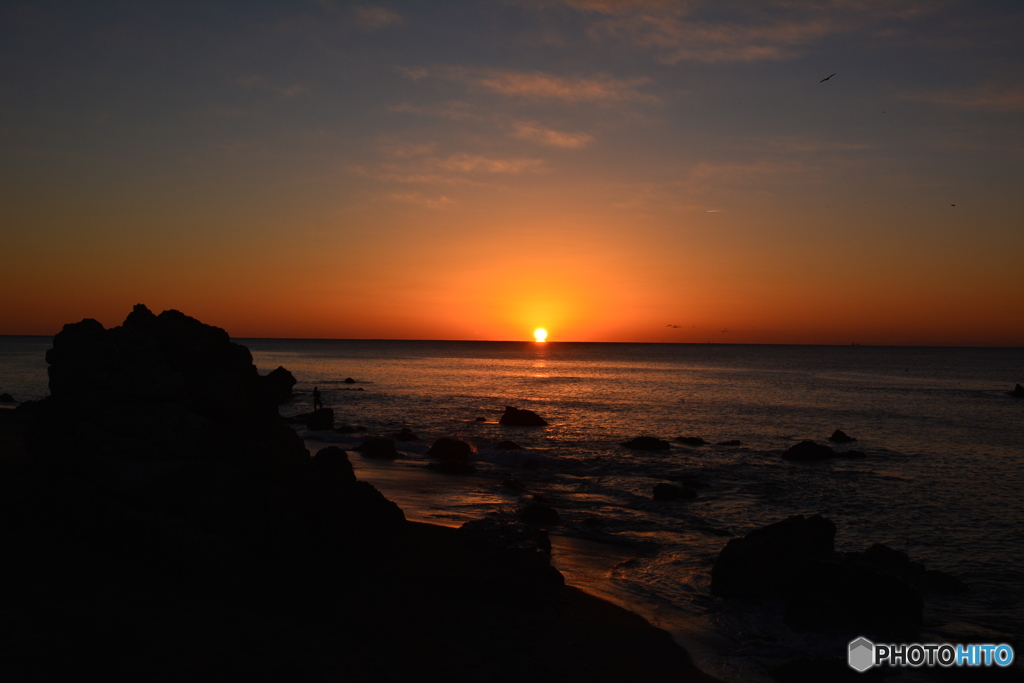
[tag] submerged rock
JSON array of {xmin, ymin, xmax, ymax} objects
[
  {"xmin": 496, "ymin": 440, "xmax": 523, "ymax": 450},
  {"xmin": 502, "ymin": 477, "xmax": 527, "ymax": 491},
  {"xmin": 499, "ymin": 406, "xmax": 548, "ymax": 426},
  {"xmin": 716, "ymin": 439, "xmax": 742, "ymax": 446},
  {"xmin": 781, "ymin": 440, "xmax": 835, "ymax": 461},
  {"xmin": 621, "ymin": 436, "xmax": 671, "ymax": 451},
  {"xmin": 354, "ymin": 437, "xmax": 399, "ymax": 459},
  {"xmin": 828, "ymin": 429, "xmax": 856, "ymax": 443},
  {"xmin": 675, "ymin": 436, "xmax": 706, "ymax": 446},
  {"xmin": 428, "ymin": 437, "xmax": 474, "ymax": 462}
]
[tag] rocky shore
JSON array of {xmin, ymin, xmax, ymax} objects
[{"xmin": 0, "ymin": 305, "xmax": 718, "ymax": 682}]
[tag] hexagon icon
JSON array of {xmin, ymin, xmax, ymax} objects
[{"xmin": 848, "ymin": 637, "xmax": 875, "ymax": 672}]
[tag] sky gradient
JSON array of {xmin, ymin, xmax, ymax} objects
[{"xmin": 2, "ymin": 1, "xmax": 1022, "ymax": 344}]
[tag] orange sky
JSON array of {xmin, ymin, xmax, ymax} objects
[{"xmin": 1, "ymin": 2, "xmax": 1022, "ymax": 344}]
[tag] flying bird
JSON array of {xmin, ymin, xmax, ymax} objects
[{"xmin": 820, "ymin": 73, "xmax": 836, "ymax": 83}]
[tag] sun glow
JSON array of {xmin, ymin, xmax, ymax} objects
[{"xmin": 533, "ymin": 328, "xmax": 548, "ymax": 342}]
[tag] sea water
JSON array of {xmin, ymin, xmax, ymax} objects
[{"xmin": 3, "ymin": 336, "xmax": 1022, "ymax": 680}]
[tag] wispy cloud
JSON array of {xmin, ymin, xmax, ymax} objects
[
  {"xmin": 475, "ymin": 70, "xmax": 657, "ymax": 103},
  {"xmin": 512, "ymin": 121, "xmax": 594, "ymax": 149},
  {"xmin": 399, "ymin": 66, "xmax": 657, "ymax": 103},
  {"xmin": 436, "ymin": 153, "xmax": 544, "ymax": 174},
  {"xmin": 351, "ymin": 152, "xmax": 545, "ymax": 186},
  {"xmin": 388, "ymin": 192, "xmax": 455, "ymax": 209},
  {"xmin": 899, "ymin": 82, "xmax": 1024, "ymax": 112},
  {"xmin": 568, "ymin": 0, "xmax": 937, "ymax": 64},
  {"xmin": 353, "ymin": 6, "xmax": 403, "ymax": 30}
]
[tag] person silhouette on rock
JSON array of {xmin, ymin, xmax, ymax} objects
[{"xmin": 313, "ymin": 386, "xmax": 323, "ymax": 412}]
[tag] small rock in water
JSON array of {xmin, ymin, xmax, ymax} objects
[
  {"xmin": 1011, "ymin": 383, "xmax": 1024, "ymax": 397},
  {"xmin": 716, "ymin": 439, "xmax": 742, "ymax": 446},
  {"xmin": 496, "ymin": 440, "xmax": 523, "ymax": 450},
  {"xmin": 0, "ymin": 393, "xmax": 15, "ymax": 402},
  {"xmin": 621, "ymin": 436, "xmax": 672, "ymax": 451},
  {"xmin": 502, "ymin": 478, "xmax": 527, "ymax": 491},
  {"xmin": 653, "ymin": 483, "xmax": 697, "ymax": 501},
  {"xmin": 428, "ymin": 437, "xmax": 474, "ymax": 462},
  {"xmin": 475, "ymin": 416, "xmax": 486, "ymax": 422},
  {"xmin": 828, "ymin": 429, "xmax": 856, "ymax": 443},
  {"xmin": 781, "ymin": 440, "xmax": 835, "ymax": 461},
  {"xmin": 499, "ymin": 406, "xmax": 548, "ymax": 426},
  {"xmin": 343, "ymin": 377, "xmax": 355, "ymax": 384},
  {"xmin": 354, "ymin": 437, "xmax": 399, "ymax": 458},
  {"xmin": 842, "ymin": 450, "xmax": 867, "ymax": 458},
  {"xmin": 675, "ymin": 436, "xmax": 707, "ymax": 446}
]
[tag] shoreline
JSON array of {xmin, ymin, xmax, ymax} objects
[{"xmin": 312, "ymin": 434, "xmax": 732, "ymax": 680}]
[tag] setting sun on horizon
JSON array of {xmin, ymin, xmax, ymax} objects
[
  {"xmin": 1, "ymin": 3, "xmax": 1021, "ymax": 346},
  {"xmin": 534, "ymin": 328, "xmax": 548, "ymax": 343}
]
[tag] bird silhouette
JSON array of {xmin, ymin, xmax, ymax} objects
[{"xmin": 820, "ymin": 73, "xmax": 836, "ymax": 83}]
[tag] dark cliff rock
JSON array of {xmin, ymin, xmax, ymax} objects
[{"xmin": 262, "ymin": 366, "xmax": 296, "ymax": 404}]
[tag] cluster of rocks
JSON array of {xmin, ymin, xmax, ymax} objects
[{"xmin": 711, "ymin": 515, "xmax": 967, "ymax": 639}]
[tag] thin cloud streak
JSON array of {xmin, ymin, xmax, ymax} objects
[
  {"xmin": 512, "ymin": 121, "xmax": 594, "ymax": 148},
  {"xmin": 899, "ymin": 82, "xmax": 1024, "ymax": 112},
  {"xmin": 400, "ymin": 66, "xmax": 658, "ymax": 103}
]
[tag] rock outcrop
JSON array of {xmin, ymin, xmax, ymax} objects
[
  {"xmin": 781, "ymin": 440, "xmax": 835, "ymax": 461},
  {"xmin": 428, "ymin": 437, "xmax": 474, "ymax": 462},
  {"xmin": 828, "ymin": 429, "xmax": 856, "ymax": 443},
  {"xmin": 1011, "ymin": 383, "xmax": 1024, "ymax": 398},
  {"xmin": 499, "ymin": 406, "xmax": 548, "ymax": 426},
  {"xmin": 712, "ymin": 515, "xmax": 932, "ymax": 639},
  {"xmin": 262, "ymin": 366, "xmax": 296, "ymax": 404},
  {"xmin": 675, "ymin": 436, "xmax": 706, "ymax": 446},
  {"xmin": 23, "ymin": 304, "xmax": 405, "ymax": 556}
]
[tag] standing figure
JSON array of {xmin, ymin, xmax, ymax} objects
[{"xmin": 313, "ymin": 386, "xmax": 323, "ymax": 412}]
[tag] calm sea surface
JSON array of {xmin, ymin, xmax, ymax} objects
[{"xmin": 2, "ymin": 337, "xmax": 1022, "ymax": 680}]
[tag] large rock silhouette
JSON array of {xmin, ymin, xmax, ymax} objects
[
  {"xmin": 32, "ymin": 304, "xmax": 405, "ymax": 553},
  {"xmin": 712, "ymin": 515, "xmax": 925, "ymax": 639}
]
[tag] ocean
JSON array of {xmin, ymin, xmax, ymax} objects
[{"xmin": 2, "ymin": 336, "xmax": 1022, "ymax": 680}]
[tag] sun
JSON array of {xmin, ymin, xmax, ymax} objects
[{"xmin": 533, "ymin": 328, "xmax": 548, "ymax": 342}]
